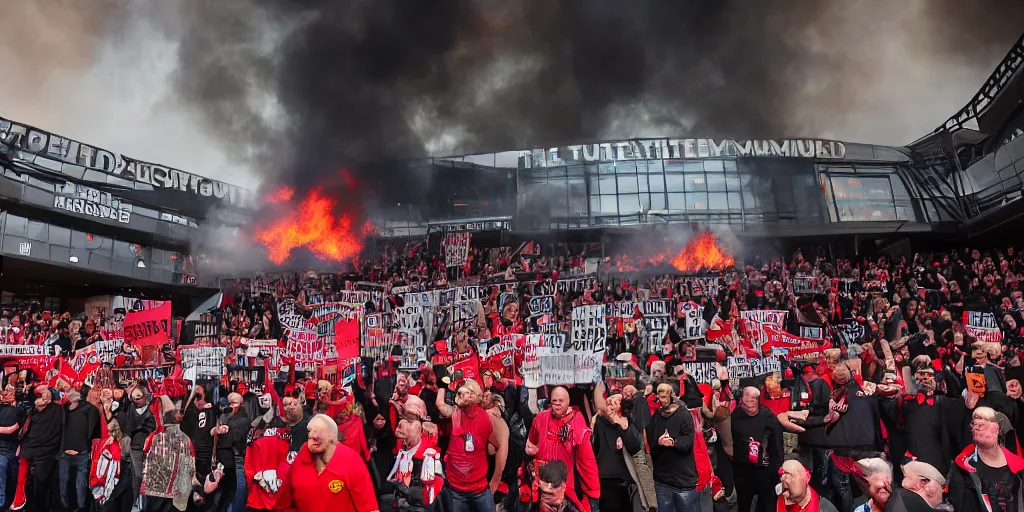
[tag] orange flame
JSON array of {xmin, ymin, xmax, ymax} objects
[
  {"xmin": 668, "ymin": 232, "xmax": 735, "ymax": 272},
  {"xmin": 254, "ymin": 186, "xmax": 368, "ymax": 265},
  {"xmin": 266, "ymin": 186, "xmax": 294, "ymax": 204}
]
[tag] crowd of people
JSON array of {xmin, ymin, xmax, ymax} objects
[{"xmin": 0, "ymin": 238, "xmax": 1021, "ymax": 512}]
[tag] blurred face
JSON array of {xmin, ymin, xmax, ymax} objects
[
  {"xmin": 866, "ymin": 472, "xmax": 892, "ymax": 507},
  {"xmin": 550, "ymin": 389, "xmax": 570, "ymax": 417},
  {"xmin": 306, "ymin": 420, "xmax": 336, "ymax": 455},
  {"xmin": 130, "ymin": 390, "xmax": 145, "ymax": 406},
  {"xmin": 656, "ymin": 383, "xmax": 674, "ymax": 407},
  {"xmin": 973, "ymin": 346, "xmax": 989, "ymax": 363},
  {"xmin": 971, "ymin": 413, "xmax": 1001, "ymax": 448},
  {"xmin": 396, "ymin": 375, "xmax": 409, "ymax": 397},
  {"xmin": 538, "ymin": 478, "xmax": 566, "ymax": 507},
  {"xmin": 227, "ymin": 393, "xmax": 243, "ymax": 412},
  {"xmin": 395, "ymin": 417, "xmax": 422, "ymax": 443},
  {"xmin": 502, "ymin": 302, "xmax": 519, "ymax": 322},
  {"xmin": 832, "ymin": 364, "xmax": 851, "ymax": 385},
  {"xmin": 915, "ymin": 370, "xmax": 936, "ymax": 394},
  {"xmin": 455, "ymin": 385, "xmax": 477, "ymax": 409},
  {"xmin": 606, "ymin": 395, "xmax": 621, "ymax": 415},
  {"xmin": 740, "ymin": 388, "xmax": 759, "ymax": 415},
  {"xmin": 34, "ymin": 387, "xmax": 51, "ymax": 409},
  {"xmin": 283, "ymin": 397, "xmax": 303, "ymax": 422},
  {"xmin": 1008, "ymin": 379, "xmax": 1023, "ymax": 400},
  {"xmin": 902, "ymin": 468, "xmax": 943, "ymax": 504},
  {"xmin": 780, "ymin": 463, "xmax": 808, "ymax": 503}
]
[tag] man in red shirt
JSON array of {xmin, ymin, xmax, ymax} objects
[
  {"xmin": 435, "ymin": 379, "xmax": 506, "ymax": 512},
  {"xmin": 274, "ymin": 414, "xmax": 378, "ymax": 512},
  {"xmin": 525, "ymin": 387, "xmax": 600, "ymax": 512}
]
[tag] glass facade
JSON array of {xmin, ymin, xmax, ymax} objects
[
  {"xmin": 0, "ymin": 212, "xmax": 194, "ymax": 286},
  {"xmin": 363, "ymin": 141, "xmax": 938, "ymax": 235},
  {"xmin": 960, "ymin": 135, "xmax": 1024, "ymax": 215}
]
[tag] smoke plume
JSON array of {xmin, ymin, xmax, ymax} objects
[{"xmin": 2, "ymin": 1, "xmax": 1024, "ymax": 271}]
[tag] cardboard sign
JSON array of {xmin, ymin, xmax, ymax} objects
[
  {"xmin": 123, "ymin": 302, "xmax": 172, "ymax": 347},
  {"xmin": 334, "ymin": 317, "xmax": 360, "ymax": 361}
]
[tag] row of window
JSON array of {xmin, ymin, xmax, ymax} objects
[{"xmin": 3, "ymin": 214, "xmax": 185, "ymax": 272}]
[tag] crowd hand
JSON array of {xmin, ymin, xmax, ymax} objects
[
  {"xmin": 489, "ymin": 478, "xmax": 501, "ymax": 494},
  {"xmin": 862, "ymin": 382, "xmax": 877, "ymax": 396},
  {"xmin": 777, "ymin": 412, "xmax": 805, "ymax": 433},
  {"xmin": 373, "ymin": 414, "xmax": 387, "ymax": 430},
  {"xmin": 525, "ymin": 440, "xmax": 538, "ymax": 456},
  {"xmin": 616, "ymin": 437, "xmax": 623, "ymax": 450},
  {"xmin": 658, "ymin": 430, "xmax": 674, "ymax": 447},
  {"xmin": 966, "ymin": 390, "xmax": 981, "ymax": 409},
  {"xmin": 64, "ymin": 449, "xmax": 78, "ymax": 456}
]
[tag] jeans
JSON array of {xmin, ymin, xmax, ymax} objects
[
  {"xmin": 654, "ymin": 482, "xmax": 699, "ymax": 512},
  {"xmin": 798, "ymin": 446, "xmax": 830, "ymax": 502},
  {"xmin": 0, "ymin": 445, "xmax": 16, "ymax": 507},
  {"xmin": 829, "ymin": 458, "xmax": 852, "ymax": 512},
  {"xmin": 228, "ymin": 455, "xmax": 248, "ymax": 512},
  {"xmin": 450, "ymin": 488, "xmax": 495, "ymax": 512},
  {"xmin": 59, "ymin": 451, "xmax": 91, "ymax": 509},
  {"xmin": 699, "ymin": 487, "xmax": 713, "ymax": 512}
]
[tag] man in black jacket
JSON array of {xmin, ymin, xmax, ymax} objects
[
  {"xmin": 59, "ymin": 388, "xmax": 100, "ymax": 511},
  {"xmin": 646, "ymin": 380, "xmax": 698, "ymax": 512},
  {"xmin": 784, "ymin": 365, "xmax": 832, "ymax": 500},
  {"xmin": 730, "ymin": 386, "xmax": 783, "ymax": 512},
  {"xmin": 14, "ymin": 385, "xmax": 64, "ymax": 512},
  {"xmin": 115, "ymin": 382, "xmax": 157, "ymax": 507},
  {"xmin": 214, "ymin": 392, "xmax": 251, "ymax": 512}
]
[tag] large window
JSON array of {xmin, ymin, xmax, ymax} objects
[{"xmin": 830, "ymin": 175, "xmax": 897, "ymax": 221}]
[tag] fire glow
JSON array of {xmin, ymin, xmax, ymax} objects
[
  {"xmin": 254, "ymin": 186, "xmax": 369, "ymax": 265},
  {"xmin": 655, "ymin": 232, "xmax": 735, "ymax": 272}
]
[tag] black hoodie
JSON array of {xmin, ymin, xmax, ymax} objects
[
  {"xmin": 730, "ymin": 405, "xmax": 784, "ymax": 472},
  {"xmin": 645, "ymin": 401, "xmax": 697, "ymax": 491}
]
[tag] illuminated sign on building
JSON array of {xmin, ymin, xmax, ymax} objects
[{"xmin": 519, "ymin": 138, "xmax": 847, "ymax": 167}]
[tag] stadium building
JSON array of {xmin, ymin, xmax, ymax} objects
[{"xmin": 0, "ymin": 33, "xmax": 1022, "ymax": 307}]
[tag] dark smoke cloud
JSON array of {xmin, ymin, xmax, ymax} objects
[{"xmin": 170, "ymin": 0, "xmax": 1024, "ymax": 198}]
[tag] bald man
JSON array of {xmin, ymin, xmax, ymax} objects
[
  {"xmin": 777, "ymin": 459, "xmax": 839, "ymax": 512},
  {"xmin": 276, "ymin": 414, "xmax": 379, "ymax": 512},
  {"xmin": 436, "ymin": 378, "xmax": 506, "ymax": 512},
  {"xmin": 731, "ymin": 386, "xmax": 783, "ymax": 512},
  {"xmin": 525, "ymin": 387, "xmax": 600, "ymax": 512},
  {"xmin": 215, "ymin": 391, "xmax": 251, "ymax": 512}
]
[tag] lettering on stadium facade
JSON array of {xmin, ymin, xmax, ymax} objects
[
  {"xmin": 519, "ymin": 138, "xmax": 847, "ymax": 168},
  {"xmin": 0, "ymin": 115, "xmax": 254, "ymax": 208},
  {"xmin": 54, "ymin": 181, "xmax": 131, "ymax": 223}
]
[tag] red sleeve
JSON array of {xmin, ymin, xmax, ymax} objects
[
  {"xmin": 143, "ymin": 432, "xmax": 157, "ymax": 453},
  {"xmin": 345, "ymin": 451, "xmax": 380, "ymax": 512},
  {"xmin": 272, "ymin": 461, "xmax": 297, "ymax": 512},
  {"xmin": 356, "ymin": 422, "xmax": 370, "ymax": 462},
  {"xmin": 575, "ymin": 429, "xmax": 601, "ymax": 500},
  {"xmin": 527, "ymin": 413, "xmax": 541, "ymax": 447},
  {"xmin": 244, "ymin": 440, "xmax": 258, "ymax": 484}
]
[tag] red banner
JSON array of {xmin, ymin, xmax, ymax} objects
[
  {"xmin": 761, "ymin": 324, "xmax": 831, "ymax": 357},
  {"xmin": 124, "ymin": 302, "xmax": 172, "ymax": 347},
  {"xmin": 334, "ymin": 318, "xmax": 360, "ymax": 361}
]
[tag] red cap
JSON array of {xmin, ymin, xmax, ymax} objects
[{"xmin": 784, "ymin": 368, "xmax": 794, "ymax": 379}]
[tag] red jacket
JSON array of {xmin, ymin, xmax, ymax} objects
[
  {"xmin": 245, "ymin": 428, "xmax": 291, "ymax": 510},
  {"xmin": 527, "ymin": 408, "xmax": 600, "ymax": 511},
  {"xmin": 273, "ymin": 443, "xmax": 379, "ymax": 512}
]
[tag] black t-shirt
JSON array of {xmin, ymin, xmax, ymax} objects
[
  {"xmin": 0, "ymin": 405, "xmax": 19, "ymax": 448},
  {"xmin": 976, "ymin": 460, "xmax": 1020, "ymax": 512},
  {"xmin": 181, "ymin": 403, "xmax": 217, "ymax": 456}
]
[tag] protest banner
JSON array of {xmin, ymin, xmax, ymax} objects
[
  {"xmin": 334, "ymin": 317, "xmax": 361, "ymax": 360},
  {"xmin": 0, "ymin": 344, "xmax": 54, "ymax": 357},
  {"xmin": 180, "ymin": 346, "xmax": 228, "ymax": 377},
  {"xmin": 123, "ymin": 302, "xmax": 172, "ymax": 347}
]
